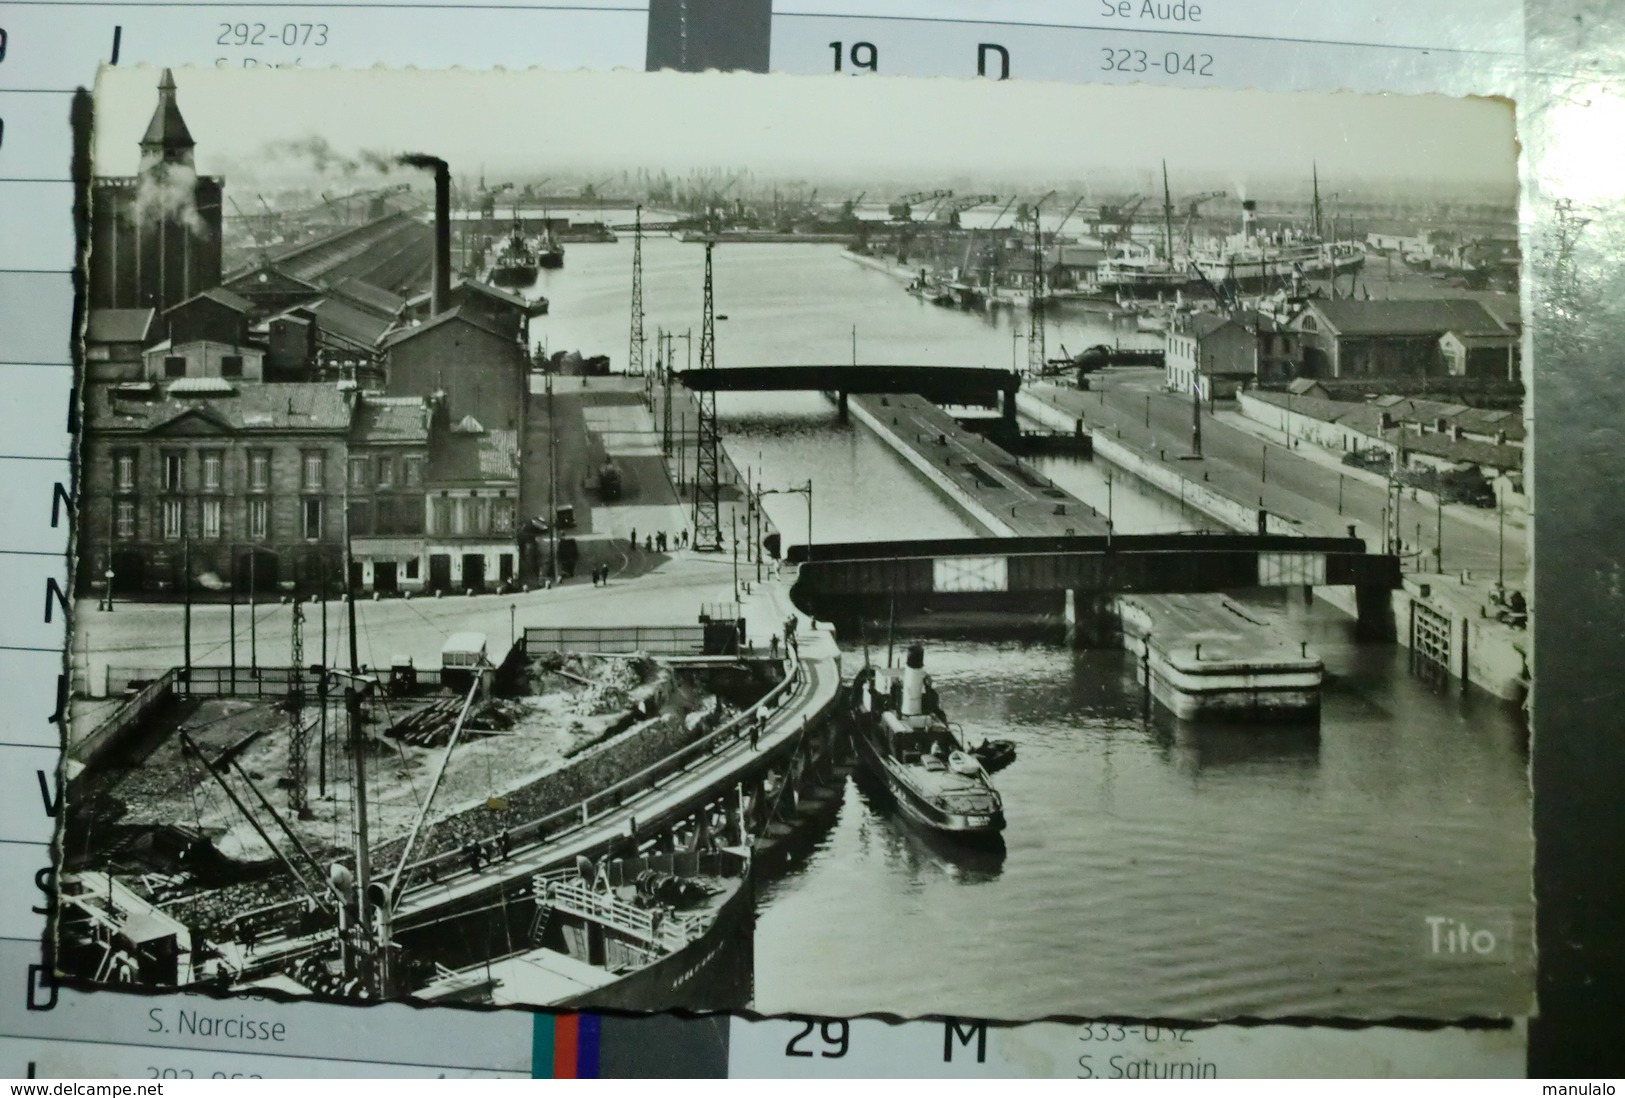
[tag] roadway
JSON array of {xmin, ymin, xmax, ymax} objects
[{"xmin": 1028, "ymin": 371, "xmax": 1529, "ymax": 587}]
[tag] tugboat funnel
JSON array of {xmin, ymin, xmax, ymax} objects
[{"xmin": 901, "ymin": 644, "xmax": 926, "ymax": 717}]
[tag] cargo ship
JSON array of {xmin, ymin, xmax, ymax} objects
[
  {"xmin": 847, "ymin": 644, "xmax": 1006, "ymax": 840},
  {"xmin": 489, "ymin": 216, "xmax": 540, "ymax": 287}
]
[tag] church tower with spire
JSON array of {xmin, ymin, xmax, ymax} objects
[
  {"xmin": 138, "ymin": 68, "xmax": 197, "ymax": 172},
  {"xmin": 90, "ymin": 68, "xmax": 223, "ymax": 315}
]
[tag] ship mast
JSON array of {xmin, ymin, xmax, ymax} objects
[
  {"xmin": 341, "ymin": 503, "xmax": 385, "ymax": 997},
  {"xmin": 1311, "ymin": 162, "xmax": 1324, "ymax": 240},
  {"xmin": 1161, "ymin": 161, "xmax": 1175, "ymax": 265}
]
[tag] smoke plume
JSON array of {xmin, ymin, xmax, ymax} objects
[
  {"xmin": 135, "ymin": 161, "xmax": 208, "ymax": 237},
  {"xmin": 263, "ymin": 135, "xmax": 400, "ymax": 177}
]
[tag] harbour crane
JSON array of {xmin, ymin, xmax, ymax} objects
[
  {"xmin": 839, "ymin": 191, "xmax": 867, "ymax": 220},
  {"xmin": 938, "ymin": 193, "xmax": 999, "ymax": 228},
  {"xmin": 1052, "ymin": 193, "xmax": 1089, "ymax": 238},
  {"xmin": 1179, "ymin": 189, "xmax": 1227, "ymax": 248},
  {"xmin": 1027, "ymin": 191, "xmax": 1057, "ymax": 378},
  {"xmin": 986, "ymin": 196, "xmax": 1018, "ymax": 230},
  {"xmin": 889, "ymin": 189, "xmax": 952, "ymax": 222},
  {"xmin": 1097, "ymin": 194, "xmax": 1146, "ymax": 244}
]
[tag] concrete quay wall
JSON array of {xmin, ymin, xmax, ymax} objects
[
  {"xmin": 1020, "ymin": 389, "xmax": 1528, "ymax": 702},
  {"xmin": 1017, "ymin": 391, "xmax": 1295, "ymax": 536},
  {"xmin": 846, "ymin": 395, "xmax": 1014, "ymax": 536}
]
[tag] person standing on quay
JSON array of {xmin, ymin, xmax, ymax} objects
[{"xmin": 629, "ymin": 528, "xmax": 637, "ymax": 554}]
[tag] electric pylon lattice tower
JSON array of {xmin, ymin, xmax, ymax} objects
[
  {"xmin": 692, "ymin": 242, "xmax": 723, "ymax": 551},
  {"xmin": 628, "ymin": 205, "xmax": 646, "ymax": 376}
]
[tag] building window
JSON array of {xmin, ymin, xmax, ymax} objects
[
  {"xmin": 201, "ymin": 498, "xmax": 222, "ymax": 539},
  {"xmin": 201, "ymin": 451, "xmax": 223, "ymax": 492},
  {"xmin": 221, "ymin": 354, "xmax": 244, "ymax": 378},
  {"xmin": 347, "ymin": 500, "xmax": 374, "ymax": 538},
  {"xmin": 348, "ymin": 457, "xmax": 370, "ymax": 490},
  {"xmin": 115, "ymin": 500, "xmax": 136, "ymax": 540},
  {"xmin": 303, "ymin": 498, "xmax": 322, "ymax": 540},
  {"xmin": 114, "ymin": 452, "xmax": 137, "ymax": 492},
  {"xmin": 163, "ymin": 452, "xmax": 183, "ymax": 492},
  {"xmin": 302, "ymin": 452, "xmax": 324, "ymax": 492},
  {"xmin": 405, "ymin": 558, "xmax": 419, "ymax": 580},
  {"xmin": 161, "ymin": 499, "xmax": 183, "ymax": 540},
  {"xmin": 493, "ymin": 500, "xmax": 516, "ymax": 534},
  {"xmin": 249, "ymin": 499, "xmax": 269, "ymax": 540},
  {"xmin": 164, "ymin": 356, "xmax": 186, "ymax": 378},
  {"xmin": 377, "ymin": 457, "xmax": 395, "ymax": 489},
  {"xmin": 248, "ymin": 451, "xmax": 271, "ymax": 492},
  {"xmin": 403, "ymin": 455, "xmax": 424, "ymax": 489}
]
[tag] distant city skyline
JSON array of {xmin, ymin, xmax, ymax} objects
[{"xmin": 93, "ymin": 67, "xmax": 1518, "ymax": 204}]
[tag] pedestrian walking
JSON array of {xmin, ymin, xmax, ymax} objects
[
  {"xmin": 749, "ymin": 716, "xmax": 760, "ymax": 751},
  {"xmin": 769, "ymin": 634, "xmax": 779, "ymax": 658},
  {"xmin": 645, "ymin": 535, "xmax": 653, "ymax": 552},
  {"xmin": 629, "ymin": 528, "xmax": 637, "ymax": 552},
  {"xmin": 499, "ymin": 831, "xmax": 512, "ymax": 861}
]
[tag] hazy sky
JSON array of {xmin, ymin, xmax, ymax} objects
[{"xmin": 93, "ymin": 66, "xmax": 1518, "ymax": 196}]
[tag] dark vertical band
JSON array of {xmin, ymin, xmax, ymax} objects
[
  {"xmin": 598, "ymin": 1012, "xmax": 731, "ymax": 1077},
  {"xmin": 1525, "ymin": 0, "xmax": 1625, "ymax": 1079}
]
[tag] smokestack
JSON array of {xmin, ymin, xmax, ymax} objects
[
  {"xmin": 901, "ymin": 643, "xmax": 926, "ymax": 718},
  {"xmin": 1241, "ymin": 199, "xmax": 1258, "ymax": 239},
  {"xmin": 399, "ymin": 153, "xmax": 451, "ymax": 316}
]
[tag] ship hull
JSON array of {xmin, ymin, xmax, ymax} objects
[
  {"xmin": 490, "ymin": 265, "xmax": 538, "ymax": 287},
  {"xmin": 538, "ymin": 251, "xmax": 564, "ymax": 270},
  {"xmin": 1100, "ymin": 250, "xmax": 1365, "ymax": 298},
  {"xmin": 558, "ymin": 863, "xmax": 755, "ymax": 1013},
  {"xmin": 850, "ymin": 719, "xmax": 1006, "ymax": 840}
]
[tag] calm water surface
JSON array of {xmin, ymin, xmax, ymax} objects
[{"xmin": 535, "ymin": 237, "xmax": 1533, "ymax": 1021}]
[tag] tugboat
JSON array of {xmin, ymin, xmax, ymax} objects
[
  {"xmin": 848, "ymin": 644, "xmax": 1005, "ymax": 839},
  {"xmin": 490, "ymin": 213, "xmax": 540, "ymax": 288}
]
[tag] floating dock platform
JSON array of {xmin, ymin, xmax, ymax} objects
[{"xmin": 1116, "ymin": 593, "xmax": 1322, "ymax": 723}]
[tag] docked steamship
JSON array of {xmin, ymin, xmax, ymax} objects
[
  {"xmin": 848, "ymin": 645, "xmax": 1006, "ymax": 840},
  {"xmin": 1096, "ymin": 165, "xmax": 1365, "ymax": 298}
]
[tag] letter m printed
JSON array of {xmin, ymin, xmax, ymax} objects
[{"xmin": 944, "ymin": 1018, "xmax": 987, "ymax": 1063}]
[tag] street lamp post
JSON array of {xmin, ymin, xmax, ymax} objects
[
  {"xmin": 759, "ymin": 480, "xmax": 814, "ymax": 566},
  {"xmin": 546, "ymin": 368, "xmax": 559, "ymax": 587},
  {"xmin": 1436, "ymin": 492, "xmax": 1444, "ymax": 574},
  {"xmin": 1497, "ymin": 492, "xmax": 1505, "ymax": 587},
  {"xmin": 509, "ymin": 602, "xmax": 516, "ymax": 646},
  {"xmin": 1144, "ymin": 394, "xmax": 1151, "ymax": 429},
  {"xmin": 1338, "ymin": 473, "xmax": 1344, "ymax": 515},
  {"xmin": 1261, "ymin": 444, "xmax": 1268, "ymax": 483},
  {"xmin": 1011, "ymin": 327, "xmax": 1022, "ymax": 373}
]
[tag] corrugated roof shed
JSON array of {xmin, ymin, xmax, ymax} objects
[
  {"xmin": 378, "ymin": 306, "xmax": 515, "ymax": 349},
  {"xmin": 165, "ymin": 286, "xmax": 255, "ymax": 316},
  {"xmin": 86, "ymin": 308, "xmax": 155, "ymax": 344},
  {"xmin": 330, "ymin": 278, "xmax": 406, "ymax": 319},
  {"xmin": 310, "ymin": 298, "xmax": 392, "ymax": 348},
  {"xmin": 1308, "ymin": 298, "xmax": 1507, "ymax": 337}
]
